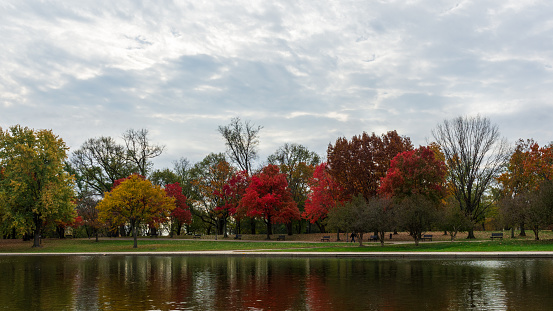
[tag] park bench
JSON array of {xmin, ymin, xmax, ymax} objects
[
  {"xmin": 234, "ymin": 234, "xmax": 242, "ymax": 240},
  {"xmin": 321, "ymin": 235, "xmax": 331, "ymax": 242},
  {"xmin": 421, "ymin": 234, "xmax": 433, "ymax": 241},
  {"xmin": 193, "ymin": 234, "xmax": 201, "ymax": 239},
  {"xmin": 277, "ymin": 235, "xmax": 286, "ymax": 241},
  {"xmin": 490, "ymin": 232, "xmax": 503, "ymax": 240},
  {"xmin": 369, "ymin": 235, "xmax": 378, "ymax": 241}
]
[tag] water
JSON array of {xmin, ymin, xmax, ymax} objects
[{"xmin": 1, "ymin": 255, "xmax": 552, "ymax": 310}]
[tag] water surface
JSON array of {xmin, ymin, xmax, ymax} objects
[{"xmin": 1, "ymin": 256, "xmax": 552, "ymax": 310}]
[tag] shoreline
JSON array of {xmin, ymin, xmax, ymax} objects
[{"xmin": 2, "ymin": 250, "xmax": 553, "ymax": 258}]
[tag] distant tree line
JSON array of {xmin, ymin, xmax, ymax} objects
[{"xmin": 2, "ymin": 115, "xmax": 553, "ymax": 248}]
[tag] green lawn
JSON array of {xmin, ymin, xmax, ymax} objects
[{"xmin": 1, "ymin": 236, "xmax": 553, "ymax": 253}]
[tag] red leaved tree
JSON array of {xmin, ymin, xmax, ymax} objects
[
  {"xmin": 218, "ymin": 170, "xmax": 250, "ymax": 235},
  {"xmin": 378, "ymin": 146, "xmax": 448, "ymax": 202},
  {"xmin": 378, "ymin": 145, "xmax": 448, "ymax": 245},
  {"xmin": 302, "ymin": 163, "xmax": 341, "ymax": 232},
  {"xmin": 164, "ymin": 182, "xmax": 192, "ymax": 236},
  {"xmin": 239, "ymin": 164, "xmax": 300, "ymax": 239},
  {"xmin": 327, "ymin": 130, "xmax": 412, "ymax": 201}
]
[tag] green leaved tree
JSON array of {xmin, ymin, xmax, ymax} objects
[{"xmin": 0, "ymin": 125, "xmax": 76, "ymax": 247}]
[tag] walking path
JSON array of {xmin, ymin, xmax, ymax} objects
[{"xmin": 2, "ymin": 250, "xmax": 553, "ymax": 258}]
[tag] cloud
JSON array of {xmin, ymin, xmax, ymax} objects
[{"xmin": 1, "ymin": 0, "xmax": 553, "ymax": 170}]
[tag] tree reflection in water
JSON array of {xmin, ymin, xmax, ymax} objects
[{"xmin": 1, "ymin": 256, "xmax": 553, "ymax": 310}]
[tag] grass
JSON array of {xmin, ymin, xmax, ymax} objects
[
  {"xmin": 0, "ymin": 238, "xmax": 344, "ymax": 253},
  {"xmin": 1, "ymin": 232, "xmax": 553, "ymax": 253}
]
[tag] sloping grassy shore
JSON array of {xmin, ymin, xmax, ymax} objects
[{"xmin": 1, "ymin": 231, "xmax": 553, "ymax": 253}]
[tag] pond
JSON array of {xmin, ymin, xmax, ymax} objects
[{"xmin": 1, "ymin": 255, "xmax": 553, "ymax": 310}]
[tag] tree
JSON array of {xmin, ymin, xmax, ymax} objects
[
  {"xmin": 378, "ymin": 146, "xmax": 448, "ymax": 202},
  {"xmin": 498, "ymin": 140, "xmax": 553, "ymax": 236},
  {"xmin": 70, "ymin": 136, "xmax": 134, "ymax": 196},
  {"xmin": 150, "ymin": 168, "xmax": 180, "ymax": 187},
  {"xmin": 499, "ymin": 181, "xmax": 553, "ymax": 241},
  {"xmin": 97, "ymin": 174, "xmax": 175, "ymax": 248},
  {"xmin": 396, "ymin": 194, "xmax": 439, "ymax": 246},
  {"xmin": 432, "ymin": 115, "xmax": 509, "ymax": 239},
  {"xmin": 75, "ymin": 191, "xmax": 101, "ymax": 242},
  {"xmin": 190, "ymin": 153, "xmax": 235, "ymax": 235},
  {"xmin": 239, "ymin": 164, "xmax": 300, "ymax": 239},
  {"xmin": 327, "ymin": 130, "xmax": 412, "ymax": 201},
  {"xmin": 366, "ymin": 196, "xmax": 396, "ymax": 246},
  {"xmin": 218, "ymin": 117, "xmax": 262, "ymax": 176},
  {"xmin": 302, "ymin": 163, "xmax": 341, "ymax": 233},
  {"xmin": 164, "ymin": 182, "xmax": 192, "ymax": 236},
  {"xmin": 122, "ymin": 128, "xmax": 164, "ymax": 177},
  {"xmin": 268, "ymin": 143, "xmax": 320, "ymax": 233},
  {"xmin": 378, "ymin": 146, "xmax": 447, "ymax": 245},
  {"xmin": 219, "ymin": 170, "xmax": 250, "ymax": 235},
  {"xmin": 439, "ymin": 198, "xmax": 472, "ymax": 241},
  {"xmin": 326, "ymin": 195, "xmax": 371, "ymax": 246},
  {"xmin": 0, "ymin": 125, "xmax": 76, "ymax": 247}
]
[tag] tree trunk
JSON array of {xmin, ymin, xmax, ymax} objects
[
  {"xmin": 265, "ymin": 220, "xmax": 272, "ymax": 240},
  {"xmin": 132, "ymin": 226, "xmax": 138, "ymax": 248},
  {"xmin": 286, "ymin": 222, "xmax": 293, "ymax": 235},
  {"xmin": 519, "ymin": 223, "xmax": 526, "ymax": 236},
  {"xmin": 467, "ymin": 228, "xmax": 476, "ymax": 239},
  {"xmin": 250, "ymin": 218, "xmax": 256, "ymax": 234},
  {"xmin": 32, "ymin": 215, "xmax": 42, "ymax": 248},
  {"xmin": 533, "ymin": 227, "xmax": 539, "ymax": 240}
]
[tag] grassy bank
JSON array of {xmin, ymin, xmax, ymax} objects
[{"xmin": 1, "ymin": 232, "xmax": 553, "ymax": 253}]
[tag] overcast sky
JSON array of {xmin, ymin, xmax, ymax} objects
[{"xmin": 2, "ymin": 0, "xmax": 553, "ymax": 170}]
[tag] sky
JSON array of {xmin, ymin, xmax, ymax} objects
[{"xmin": 2, "ymin": 0, "xmax": 553, "ymax": 171}]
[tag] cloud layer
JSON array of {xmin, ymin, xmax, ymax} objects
[{"xmin": 2, "ymin": 0, "xmax": 553, "ymax": 168}]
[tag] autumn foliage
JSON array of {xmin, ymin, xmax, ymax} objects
[
  {"xmin": 327, "ymin": 130, "xmax": 413, "ymax": 201},
  {"xmin": 378, "ymin": 145, "xmax": 448, "ymax": 203},
  {"xmin": 219, "ymin": 170, "xmax": 250, "ymax": 219},
  {"xmin": 302, "ymin": 163, "xmax": 341, "ymax": 232},
  {"xmin": 239, "ymin": 164, "xmax": 300, "ymax": 239},
  {"xmin": 97, "ymin": 174, "xmax": 175, "ymax": 248},
  {"xmin": 165, "ymin": 182, "xmax": 192, "ymax": 235}
]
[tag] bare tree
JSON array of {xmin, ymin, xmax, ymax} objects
[
  {"xmin": 70, "ymin": 136, "xmax": 134, "ymax": 196},
  {"xmin": 123, "ymin": 129, "xmax": 165, "ymax": 177},
  {"xmin": 432, "ymin": 115, "xmax": 509, "ymax": 238},
  {"xmin": 218, "ymin": 117, "xmax": 262, "ymax": 176}
]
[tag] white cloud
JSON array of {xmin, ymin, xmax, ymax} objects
[{"xmin": 1, "ymin": 0, "xmax": 553, "ymax": 169}]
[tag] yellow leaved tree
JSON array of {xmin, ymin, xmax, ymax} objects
[{"xmin": 97, "ymin": 174, "xmax": 175, "ymax": 248}]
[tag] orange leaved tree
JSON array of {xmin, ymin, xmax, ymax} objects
[{"xmin": 97, "ymin": 174, "xmax": 175, "ymax": 248}]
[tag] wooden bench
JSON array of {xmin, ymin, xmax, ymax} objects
[
  {"xmin": 277, "ymin": 235, "xmax": 286, "ymax": 241},
  {"xmin": 421, "ymin": 234, "xmax": 433, "ymax": 241},
  {"xmin": 234, "ymin": 234, "xmax": 242, "ymax": 240},
  {"xmin": 321, "ymin": 235, "xmax": 331, "ymax": 242},
  {"xmin": 193, "ymin": 234, "xmax": 201, "ymax": 239},
  {"xmin": 369, "ymin": 235, "xmax": 378, "ymax": 241},
  {"xmin": 490, "ymin": 232, "xmax": 503, "ymax": 240}
]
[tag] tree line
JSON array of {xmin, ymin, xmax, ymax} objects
[{"xmin": 2, "ymin": 115, "xmax": 553, "ymax": 248}]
